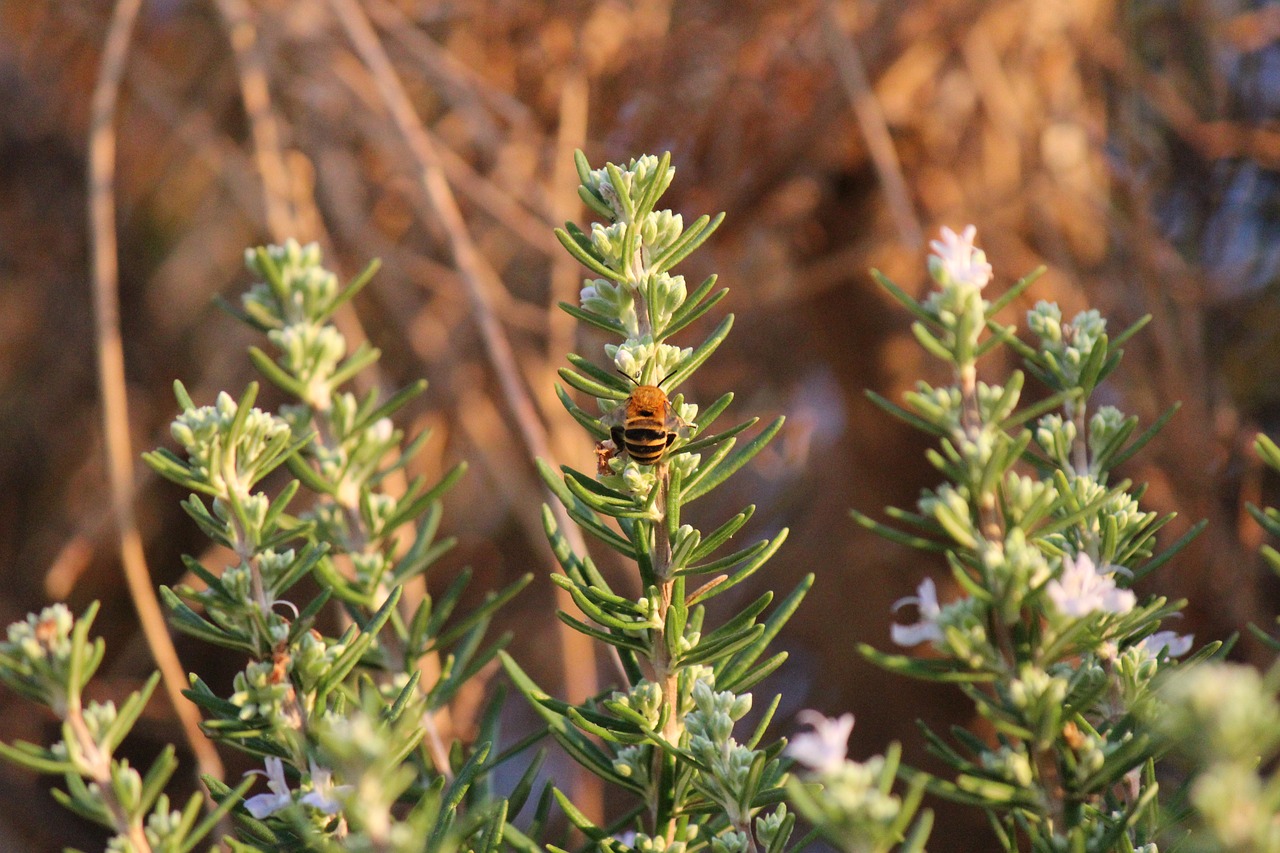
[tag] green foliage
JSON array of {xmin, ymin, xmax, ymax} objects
[
  {"xmin": 0, "ymin": 241, "xmax": 527, "ymax": 852},
  {"xmin": 504, "ymin": 152, "xmax": 809, "ymax": 851},
  {"xmin": 150, "ymin": 241, "xmax": 524, "ymax": 850},
  {"xmin": 1, "ymin": 156, "xmax": 1270, "ymax": 853},
  {"xmin": 1148, "ymin": 436, "xmax": 1280, "ymax": 852},
  {"xmin": 857, "ymin": 226, "xmax": 1210, "ymax": 851},
  {"xmin": 0, "ymin": 603, "xmax": 253, "ymax": 851}
]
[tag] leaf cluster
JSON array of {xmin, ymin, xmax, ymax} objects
[
  {"xmin": 505, "ymin": 153, "xmax": 810, "ymax": 852},
  {"xmin": 856, "ymin": 239, "xmax": 1209, "ymax": 852}
]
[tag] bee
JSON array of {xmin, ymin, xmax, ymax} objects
[{"xmin": 605, "ymin": 373, "xmax": 691, "ymax": 466}]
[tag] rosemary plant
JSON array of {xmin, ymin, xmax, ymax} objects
[
  {"xmin": 1149, "ymin": 658, "xmax": 1280, "ymax": 852},
  {"xmin": 161, "ymin": 241, "xmax": 538, "ymax": 850},
  {"xmin": 783, "ymin": 711, "xmax": 933, "ymax": 852},
  {"xmin": 0, "ymin": 241, "xmax": 532, "ymax": 852},
  {"xmin": 501, "ymin": 153, "xmax": 810, "ymax": 852},
  {"xmin": 0, "ymin": 603, "xmax": 246, "ymax": 851},
  {"xmin": 856, "ymin": 227, "xmax": 1215, "ymax": 851},
  {"xmin": 0, "ymin": 179, "xmax": 1262, "ymax": 853},
  {"xmin": 1143, "ymin": 433, "xmax": 1280, "ymax": 852}
]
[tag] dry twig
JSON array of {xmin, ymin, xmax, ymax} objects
[
  {"xmin": 326, "ymin": 0, "xmax": 605, "ymax": 817},
  {"xmin": 88, "ymin": 0, "xmax": 224, "ymax": 784},
  {"xmin": 213, "ymin": 0, "xmax": 298, "ymax": 241},
  {"xmin": 823, "ymin": 1, "xmax": 923, "ymax": 250}
]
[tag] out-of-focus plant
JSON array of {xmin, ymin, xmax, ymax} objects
[
  {"xmin": 0, "ymin": 241, "xmax": 533, "ymax": 851},
  {"xmin": 854, "ymin": 226, "xmax": 1216, "ymax": 851},
  {"xmin": 0, "ymin": 603, "xmax": 247, "ymax": 852},
  {"xmin": 1149, "ymin": 660, "xmax": 1280, "ymax": 853},
  {"xmin": 501, "ymin": 152, "xmax": 811, "ymax": 852},
  {"xmin": 1144, "ymin": 435, "xmax": 1280, "ymax": 853},
  {"xmin": 783, "ymin": 711, "xmax": 932, "ymax": 852}
]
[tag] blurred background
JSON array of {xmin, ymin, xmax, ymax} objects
[{"xmin": 2, "ymin": 0, "xmax": 1280, "ymax": 849}]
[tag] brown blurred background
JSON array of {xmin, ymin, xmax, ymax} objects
[{"xmin": 2, "ymin": 0, "xmax": 1280, "ymax": 849}]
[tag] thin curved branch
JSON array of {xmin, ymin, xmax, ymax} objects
[
  {"xmin": 212, "ymin": 0, "xmax": 297, "ymax": 241},
  {"xmin": 326, "ymin": 0, "xmax": 604, "ymax": 817},
  {"xmin": 548, "ymin": 62, "xmax": 589, "ymax": 366},
  {"xmin": 88, "ymin": 0, "xmax": 224, "ymax": 784},
  {"xmin": 823, "ymin": 1, "xmax": 923, "ymax": 250}
]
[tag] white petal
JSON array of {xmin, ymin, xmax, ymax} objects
[
  {"xmin": 244, "ymin": 792, "xmax": 292, "ymax": 819},
  {"xmin": 299, "ymin": 791, "xmax": 343, "ymax": 815},
  {"xmin": 786, "ymin": 711, "xmax": 855, "ymax": 775},
  {"xmin": 891, "ymin": 620, "xmax": 944, "ymax": 647}
]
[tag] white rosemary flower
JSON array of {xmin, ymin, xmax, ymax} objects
[
  {"xmin": 785, "ymin": 710, "xmax": 855, "ymax": 776},
  {"xmin": 928, "ymin": 225, "xmax": 992, "ymax": 290},
  {"xmin": 1046, "ymin": 553, "xmax": 1135, "ymax": 618},
  {"xmin": 891, "ymin": 577, "xmax": 944, "ymax": 647},
  {"xmin": 244, "ymin": 757, "xmax": 294, "ymax": 819}
]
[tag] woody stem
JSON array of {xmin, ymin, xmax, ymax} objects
[{"xmin": 649, "ymin": 464, "xmax": 680, "ymax": 841}]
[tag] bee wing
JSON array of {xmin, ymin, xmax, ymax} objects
[
  {"xmin": 599, "ymin": 400, "xmax": 628, "ymax": 428},
  {"xmin": 666, "ymin": 408, "xmax": 694, "ymax": 436}
]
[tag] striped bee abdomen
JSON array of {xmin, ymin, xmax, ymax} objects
[
  {"xmin": 612, "ymin": 419, "xmax": 676, "ymax": 465},
  {"xmin": 608, "ymin": 382, "xmax": 683, "ymax": 467}
]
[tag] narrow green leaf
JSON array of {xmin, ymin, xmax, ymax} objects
[
  {"xmin": 679, "ymin": 624, "xmax": 764, "ymax": 667},
  {"xmin": 653, "ymin": 212, "xmax": 726, "ymax": 274},
  {"xmin": 851, "ymin": 507, "xmax": 949, "ymax": 553},
  {"xmin": 562, "ymin": 466, "xmax": 638, "ymax": 505},
  {"xmin": 433, "ymin": 574, "xmax": 532, "ymax": 649},
  {"xmin": 662, "ymin": 274, "xmax": 720, "ymax": 336},
  {"xmin": 633, "ymin": 151, "xmax": 674, "ymax": 218},
  {"xmin": 605, "ymin": 162, "xmax": 636, "ymax": 222},
  {"xmin": 912, "ymin": 321, "xmax": 956, "ymax": 362},
  {"xmin": 1106, "ymin": 402, "xmax": 1181, "ymax": 470},
  {"xmin": 673, "ymin": 416, "xmax": 758, "ymax": 458},
  {"xmin": 661, "ymin": 314, "xmax": 735, "ymax": 392},
  {"xmin": 859, "ymin": 643, "xmax": 996, "ymax": 683},
  {"xmin": 690, "ymin": 506, "xmax": 755, "ymax": 562},
  {"xmin": 0, "ymin": 739, "xmax": 74, "ymax": 774},
  {"xmin": 553, "ymin": 384, "xmax": 610, "ymax": 442},
  {"xmin": 352, "ymin": 379, "xmax": 427, "ymax": 436},
  {"xmin": 683, "ymin": 416, "xmax": 784, "ymax": 502},
  {"xmin": 678, "ymin": 537, "xmax": 770, "ymax": 577},
  {"xmin": 500, "ymin": 654, "xmax": 635, "ymax": 789},
  {"xmin": 324, "ymin": 257, "xmax": 381, "ymax": 321},
  {"xmin": 718, "ymin": 574, "xmax": 810, "ymax": 687},
  {"xmin": 556, "ymin": 612, "xmax": 649, "ymax": 654},
  {"xmin": 986, "ymin": 266, "xmax": 1045, "ymax": 316},
  {"xmin": 1110, "ymin": 314, "xmax": 1152, "ymax": 348},
  {"xmin": 558, "ymin": 367, "xmax": 630, "ymax": 401},
  {"xmin": 871, "ymin": 269, "xmax": 940, "ymax": 329},
  {"xmin": 558, "ymin": 301, "xmax": 627, "ymax": 335},
  {"xmin": 247, "ymin": 347, "xmax": 306, "ymax": 398},
  {"xmin": 555, "ymin": 228, "xmax": 624, "ymax": 282},
  {"xmin": 865, "ymin": 389, "xmax": 949, "ymax": 437},
  {"xmin": 660, "ymin": 286, "xmax": 729, "ymax": 341},
  {"xmin": 1131, "ymin": 518, "xmax": 1206, "ymax": 583}
]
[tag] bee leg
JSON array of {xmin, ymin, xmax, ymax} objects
[{"xmin": 610, "ymin": 426, "xmax": 626, "ymax": 452}]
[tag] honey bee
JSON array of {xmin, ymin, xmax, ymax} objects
[{"xmin": 605, "ymin": 374, "xmax": 691, "ymax": 466}]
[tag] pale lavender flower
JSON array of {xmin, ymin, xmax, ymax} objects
[
  {"xmin": 298, "ymin": 760, "xmax": 350, "ymax": 815},
  {"xmin": 786, "ymin": 710, "xmax": 855, "ymax": 775},
  {"xmin": 1135, "ymin": 630, "xmax": 1194, "ymax": 661},
  {"xmin": 244, "ymin": 757, "xmax": 293, "ymax": 819},
  {"xmin": 928, "ymin": 225, "xmax": 992, "ymax": 290},
  {"xmin": 1046, "ymin": 553, "xmax": 1136, "ymax": 618},
  {"xmin": 891, "ymin": 577, "xmax": 944, "ymax": 647}
]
